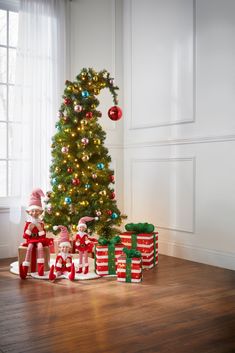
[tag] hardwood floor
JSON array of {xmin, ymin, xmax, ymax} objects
[{"xmin": 0, "ymin": 255, "xmax": 235, "ymax": 353}]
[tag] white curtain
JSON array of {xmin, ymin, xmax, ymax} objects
[{"xmin": 11, "ymin": 0, "xmax": 69, "ymax": 207}]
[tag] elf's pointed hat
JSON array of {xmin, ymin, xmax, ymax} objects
[
  {"xmin": 77, "ymin": 216, "xmax": 97, "ymax": 229},
  {"xmin": 53, "ymin": 225, "xmax": 71, "ymax": 248},
  {"xmin": 27, "ymin": 188, "xmax": 44, "ymax": 211}
]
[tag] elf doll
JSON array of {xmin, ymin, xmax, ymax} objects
[
  {"xmin": 49, "ymin": 225, "xmax": 75, "ymax": 281},
  {"xmin": 20, "ymin": 188, "xmax": 51, "ymax": 279},
  {"xmin": 75, "ymin": 216, "xmax": 97, "ymax": 274}
]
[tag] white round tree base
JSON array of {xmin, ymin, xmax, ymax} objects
[{"xmin": 10, "ymin": 257, "xmax": 100, "ymax": 281}]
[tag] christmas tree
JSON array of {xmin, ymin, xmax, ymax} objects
[{"xmin": 44, "ymin": 68, "xmax": 126, "ymax": 240}]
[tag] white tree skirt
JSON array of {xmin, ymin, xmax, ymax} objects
[{"xmin": 10, "ymin": 257, "xmax": 100, "ymax": 281}]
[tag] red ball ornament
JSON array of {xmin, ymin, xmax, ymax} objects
[
  {"xmin": 109, "ymin": 175, "xmax": 115, "ymax": 183},
  {"xmin": 106, "ymin": 210, "xmax": 112, "ymax": 216},
  {"xmin": 67, "ymin": 167, "xmax": 73, "ymax": 173},
  {"xmin": 64, "ymin": 98, "xmax": 72, "ymax": 106},
  {"xmin": 72, "ymin": 178, "xmax": 80, "ymax": 186},
  {"xmin": 86, "ymin": 112, "xmax": 93, "ymax": 119},
  {"xmin": 109, "ymin": 192, "xmax": 115, "ymax": 199},
  {"xmin": 108, "ymin": 106, "xmax": 122, "ymax": 121}
]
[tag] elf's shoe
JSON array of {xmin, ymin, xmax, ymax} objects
[
  {"xmin": 49, "ymin": 265, "xmax": 56, "ymax": 281},
  {"xmin": 19, "ymin": 264, "xmax": 27, "ymax": 279},
  {"xmin": 84, "ymin": 265, "xmax": 89, "ymax": 274},
  {"xmin": 69, "ymin": 263, "xmax": 75, "ymax": 281},
  {"xmin": 22, "ymin": 261, "xmax": 30, "ymax": 278},
  {"xmin": 37, "ymin": 258, "xmax": 44, "ymax": 276},
  {"xmin": 76, "ymin": 266, "xmax": 82, "ymax": 274}
]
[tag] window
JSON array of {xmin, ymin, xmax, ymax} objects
[{"xmin": 0, "ymin": 2, "xmax": 19, "ymax": 200}]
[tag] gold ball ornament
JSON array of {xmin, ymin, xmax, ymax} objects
[
  {"xmin": 93, "ymin": 138, "xmax": 101, "ymax": 145},
  {"xmin": 82, "ymin": 154, "xmax": 89, "ymax": 162}
]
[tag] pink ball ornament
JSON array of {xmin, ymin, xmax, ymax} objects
[
  {"xmin": 61, "ymin": 146, "xmax": 69, "ymax": 154},
  {"xmin": 108, "ymin": 106, "xmax": 122, "ymax": 121},
  {"xmin": 81, "ymin": 137, "xmax": 89, "ymax": 145},
  {"xmin": 74, "ymin": 105, "xmax": 83, "ymax": 112}
]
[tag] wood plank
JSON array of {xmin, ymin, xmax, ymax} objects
[{"xmin": 0, "ymin": 255, "xmax": 235, "ymax": 353}]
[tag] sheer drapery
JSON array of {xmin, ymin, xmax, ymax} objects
[{"xmin": 11, "ymin": 0, "xmax": 69, "ymax": 207}]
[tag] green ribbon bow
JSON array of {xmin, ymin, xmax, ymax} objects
[
  {"xmin": 98, "ymin": 235, "xmax": 121, "ymax": 246},
  {"xmin": 125, "ymin": 222, "xmax": 155, "ymax": 233},
  {"xmin": 123, "ymin": 247, "xmax": 142, "ymax": 258}
]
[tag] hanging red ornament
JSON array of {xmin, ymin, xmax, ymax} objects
[
  {"xmin": 109, "ymin": 192, "xmax": 115, "ymax": 199},
  {"xmin": 106, "ymin": 210, "xmax": 112, "ymax": 216},
  {"xmin": 108, "ymin": 106, "xmax": 122, "ymax": 121},
  {"xmin": 67, "ymin": 167, "xmax": 73, "ymax": 173}
]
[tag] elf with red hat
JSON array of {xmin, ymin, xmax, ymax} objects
[
  {"xmin": 49, "ymin": 225, "xmax": 75, "ymax": 281},
  {"xmin": 75, "ymin": 216, "xmax": 97, "ymax": 274},
  {"xmin": 20, "ymin": 188, "xmax": 51, "ymax": 279}
]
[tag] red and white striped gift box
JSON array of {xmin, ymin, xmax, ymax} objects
[
  {"xmin": 117, "ymin": 255, "xmax": 142, "ymax": 283},
  {"xmin": 95, "ymin": 244, "xmax": 124, "ymax": 276},
  {"xmin": 120, "ymin": 232, "xmax": 158, "ymax": 269}
]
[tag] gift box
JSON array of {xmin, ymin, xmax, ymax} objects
[
  {"xmin": 95, "ymin": 236, "xmax": 124, "ymax": 276},
  {"xmin": 120, "ymin": 223, "xmax": 158, "ymax": 269},
  {"xmin": 117, "ymin": 248, "xmax": 142, "ymax": 283},
  {"xmin": 18, "ymin": 245, "xmax": 50, "ymax": 272}
]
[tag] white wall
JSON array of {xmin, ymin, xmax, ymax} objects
[
  {"xmin": 69, "ymin": 0, "xmax": 124, "ymax": 211},
  {"xmin": 123, "ymin": 0, "xmax": 235, "ymax": 270}
]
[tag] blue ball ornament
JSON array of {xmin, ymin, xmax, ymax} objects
[
  {"xmin": 55, "ymin": 123, "xmax": 61, "ymax": 131},
  {"xmin": 64, "ymin": 197, "xmax": 72, "ymax": 204},
  {"xmin": 111, "ymin": 212, "xmax": 118, "ymax": 219},
  {"xmin": 52, "ymin": 178, "xmax": 57, "ymax": 185},
  {"xmin": 84, "ymin": 184, "xmax": 91, "ymax": 189},
  {"xmin": 97, "ymin": 163, "xmax": 104, "ymax": 170},
  {"xmin": 81, "ymin": 90, "xmax": 89, "ymax": 98}
]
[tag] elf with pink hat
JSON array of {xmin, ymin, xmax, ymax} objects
[
  {"xmin": 20, "ymin": 188, "xmax": 51, "ymax": 279},
  {"xmin": 49, "ymin": 225, "xmax": 75, "ymax": 281},
  {"xmin": 75, "ymin": 216, "xmax": 97, "ymax": 274}
]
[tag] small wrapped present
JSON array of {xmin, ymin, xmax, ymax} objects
[
  {"xmin": 95, "ymin": 235, "xmax": 124, "ymax": 276},
  {"xmin": 120, "ymin": 223, "xmax": 158, "ymax": 269},
  {"xmin": 117, "ymin": 248, "xmax": 142, "ymax": 283}
]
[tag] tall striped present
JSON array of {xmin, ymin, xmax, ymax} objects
[{"xmin": 120, "ymin": 223, "xmax": 158, "ymax": 269}]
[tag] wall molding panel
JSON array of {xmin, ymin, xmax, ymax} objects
[
  {"xmin": 127, "ymin": 0, "xmax": 196, "ymax": 130},
  {"xmin": 159, "ymin": 239, "xmax": 235, "ymax": 271},
  {"xmin": 130, "ymin": 157, "xmax": 196, "ymax": 233},
  {"xmin": 124, "ymin": 133, "xmax": 235, "ymax": 149}
]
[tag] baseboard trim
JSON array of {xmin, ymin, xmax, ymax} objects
[{"xmin": 159, "ymin": 240, "xmax": 235, "ymax": 271}]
